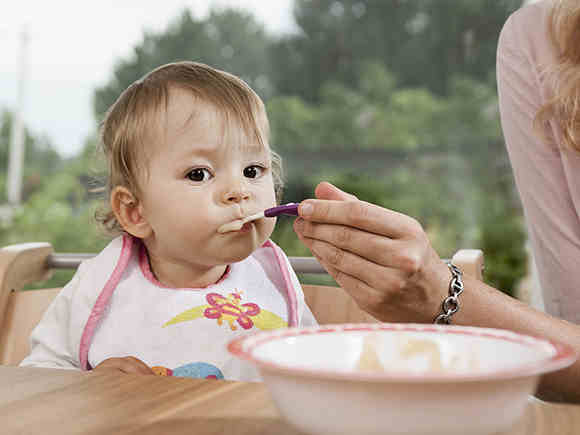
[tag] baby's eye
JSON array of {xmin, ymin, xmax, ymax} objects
[
  {"xmin": 243, "ymin": 165, "xmax": 264, "ymax": 179},
  {"xmin": 186, "ymin": 168, "xmax": 212, "ymax": 182}
]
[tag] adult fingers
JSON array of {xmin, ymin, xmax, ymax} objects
[
  {"xmin": 305, "ymin": 235, "xmax": 405, "ymax": 293},
  {"xmin": 297, "ymin": 231, "xmax": 438, "ymax": 324},
  {"xmin": 296, "ymin": 225, "xmax": 408, "ymax": 292},
  {"xmin": 314, "ymin": 181, "xmax": 358, "ymax": 201},
  {"xmin": 321, "ymin": 263, "xmax": 392, "ymax": 321},
  {"xmin": 298, "ymin": 197, "xmax": 419, "ymax": 240},
  {"xmin": 294, "ymin": 218, "xmax": 421, "ymax": 272},
  {"xmin": 296, "ymin": 231, "xmax": 385, "ymax": 302},
  {"xmin": 323, "ymin": 262, "xmax": 437, "ymax": 323},
  {"xmin": 298, "ymin": 238, "xmax": 404, "ymax": 322}
]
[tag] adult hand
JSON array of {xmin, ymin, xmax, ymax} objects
[
  {"xmin": 94, "ymin": 356, "xmax": 155, "ymax": 375},
  {"xmin": 293, "ymin": 181, "xmax": 450, "ymax": 323}
]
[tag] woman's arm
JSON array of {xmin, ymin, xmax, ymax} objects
[
  {"xmin": 497, "ymin": 3, "xmax": 580, "ymax": 323},
  {"xmin": 294, "ymin": 181, "xmax": 580, "ymax": 403}
]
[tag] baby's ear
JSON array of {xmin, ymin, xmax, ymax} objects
[{"xmin": 111, "ymin": 186, "xmax": 152, "ymax": 239}]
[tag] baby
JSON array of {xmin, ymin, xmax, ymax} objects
[{"xmin": 20, "ymin": 61, "xmax": 317, "ymax": 381}]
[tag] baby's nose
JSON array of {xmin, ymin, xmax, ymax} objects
[{"xmin": 222, "ymin": 186, "xmax": 250, "ymax": 203}]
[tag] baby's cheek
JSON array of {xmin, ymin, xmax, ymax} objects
[
  {"xmin": 260, "ymin": 216, "xmax": 277, "ymax": 240},
  {"xmin": 196, "ymin": 213, "xmax": 219, "ymax": 230},
  {"xmin": 260, "ymin": 181, "xmax": 277, "ymax": 208}
]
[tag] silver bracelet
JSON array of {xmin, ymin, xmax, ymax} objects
[{"xmin": 434, "ymin": 261, "xmax": 464, "ymax": 325}]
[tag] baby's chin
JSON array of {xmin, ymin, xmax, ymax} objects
[
  {"xmin": 219, "ymin": 238, "xmax": 265, "ymax": 264},
  {"xmin": 212, "ymin": 221, "xmax": 273, "ymax": 263}
]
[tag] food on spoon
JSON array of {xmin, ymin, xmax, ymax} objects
[
  {"xmin": 217, "ymin": 220, "xmax": 244, "ymax": 233},
  {"xmin": 218, "ymin": 204, "xmax": 299, "ymax": 234}
]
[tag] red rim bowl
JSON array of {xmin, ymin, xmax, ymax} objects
[{"xmin": 228, "ymin": 323, "xmax": 577, "ymax": 383}]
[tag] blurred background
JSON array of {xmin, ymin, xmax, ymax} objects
[{"xmin": 1, "ymin": 0, "xmax": 534, "ymax": 298}]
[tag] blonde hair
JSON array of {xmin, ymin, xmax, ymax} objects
[
  {"xmin": 535, "ymin": 0, "xmax": 580, "ymax": 150},
  {"xmin": 96, "ymin": 61, "xmax": 283, "ymax": 234}
]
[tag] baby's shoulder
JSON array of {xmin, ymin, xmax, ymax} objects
[
  {"xmin": 77, "ymin": 236, "xmax": 126, "ymax": 276},
  {"xmin": 63, "ymin": 236, "xmax": 129, "ymax": 300}
]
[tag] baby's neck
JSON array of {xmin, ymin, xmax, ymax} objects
[
  {"xmin": 142, "ymin": 245, "xmax": 228, "ymax": 289},
  {"xmin": 154, "ymin": 264, "xmax": 228, "ymax": 289}
]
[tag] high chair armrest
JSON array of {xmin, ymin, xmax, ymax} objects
[
  {"xmin": 0, "ymin": 243, "xmax": 54, "ymax": 327},
  {"xmin": 451, "ymin": 249, "xmax": 484, "ymax": 281}
]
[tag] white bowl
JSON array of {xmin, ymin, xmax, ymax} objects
[{"xmin": 228, "ymin": 323, "xmax": 576, "ymax": 435}]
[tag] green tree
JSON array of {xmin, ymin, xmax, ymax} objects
[
  {"xmin": 0, "ymin": 110, "xmax": 62, "ymax": 201},
  {"xmin": 93, "ymin": 9, "xmax": 273, "ymax": 122},
  {"xmin": 270, "ymin": 0, "xmax": 520, "ymax": 100}
]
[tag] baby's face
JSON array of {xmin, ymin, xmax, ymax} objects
[{"xmin": 137, "ymin": 89, "xmax": 277, "ymax": 278}]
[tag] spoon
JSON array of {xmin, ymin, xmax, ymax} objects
[{"xmin": 218, "ymin": 203, "xmax": 299, "ymax": 233}]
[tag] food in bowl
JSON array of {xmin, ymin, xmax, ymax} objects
[
  {"xmin": 228, "ymin": 323, "xmax": 576, "ymax": 435},
  {"xmin": 356, "ymin": 332, "xmax": 480, "ymax": 373}
]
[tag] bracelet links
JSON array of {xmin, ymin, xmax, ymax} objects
[{"xmin": 434, "ymin": 261, "xmax": 464, "ymax": 325}]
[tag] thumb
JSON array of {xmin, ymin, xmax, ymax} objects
[{"xmin": 314, "ymin": 181, "xmax": 358, "ymax": 202}]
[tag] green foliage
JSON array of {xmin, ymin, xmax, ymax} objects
[
  {"xmin": 0, "ymin": 185, "xmax": 110, "ymax": 288},
  {"xmin": 266, "ymin": 97, "xmax": 320, "ymax": 151},
  {"xmin": 271, "ymin": 0, "xmax": 519, "ymax": 100},
  {"xmin": 93, "ymin": 9, "xmax": 273, "ymax": 122},
  {"xmin": 477, "ymin": 197, "xmax": 527, "ymax": 296},
  {"xmin": 0, "ymin": 123, "xmax": 110, "ymax": 288},
  {"xmin": 0, "ymin": 110, "xmax": 62, "ymax": 202}
]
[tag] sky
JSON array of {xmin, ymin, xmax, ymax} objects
[{"xmin": 1, "ymin": 1, "xmax": 295, "ymax": 157}]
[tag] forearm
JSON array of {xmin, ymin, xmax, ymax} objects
[{"xmin": 451, "ymin": 275, "xmax": 580, "ymax": 403}]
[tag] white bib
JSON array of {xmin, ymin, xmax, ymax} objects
[{"xmin": 84, "ymin": 236, "xmax": 316, "ymax": 381}]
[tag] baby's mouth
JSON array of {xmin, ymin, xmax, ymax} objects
[
  {"xmin": 218, "ymin": 219, "xmax": 243, "ymax": 233},
  {"xmin": 239, "ymin": 222, "xmax": 253, "ymax": 232},
  {"xmin": 218, "ymin": 209, "xmax": 266, "ymax": 234},
  {"xmin": 218, "ymin": 217, "xmax": 256, "ymax": 234}
]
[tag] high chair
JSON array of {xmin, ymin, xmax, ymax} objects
[{"xmin": 0, "ymin": 242, "xmax": 483, "ymax": 366}]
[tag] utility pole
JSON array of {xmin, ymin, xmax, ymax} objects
[{"xmin": 7, "ymin": 27, "xmax": 28, "ymax": 206}]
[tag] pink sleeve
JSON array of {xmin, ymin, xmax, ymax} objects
[{"xmin": 497, "ymin": 4, "xmax": 580, "ymax": 322}]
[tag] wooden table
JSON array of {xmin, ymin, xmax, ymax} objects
[{"xmin": 1, "ymin": 366, "xmax": 579, "ymax": 435}]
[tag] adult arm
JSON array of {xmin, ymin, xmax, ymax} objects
[
  {"xmin": 497, "ymin": 5, "xmax": 580, "ymax": 323},
  {"xmin": 294, "ymin": 181, "xmax": 580, "ymax": 403}
]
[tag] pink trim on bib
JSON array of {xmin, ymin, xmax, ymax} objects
[
  {"xmin": 137, "ymin": 242, "xmax": 230, "ymax": 290},
  {"xmin": 79, "ymin": 234, "xmax": 134, "ymax": 370},
  {"xmin": 263, "ymin": 240, "xmax": 298, "ymax": 327}
]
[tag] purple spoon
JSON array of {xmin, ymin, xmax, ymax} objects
[{"xmin": 263, "ymin": 203, "xmax": 299, "ymax": 217}]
